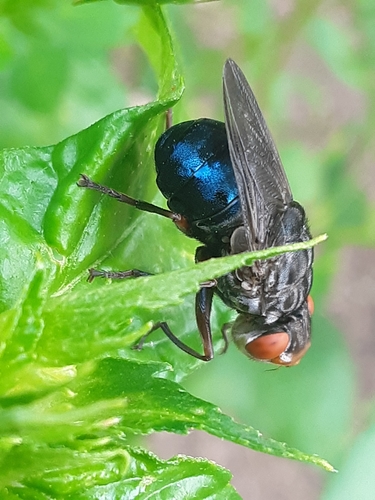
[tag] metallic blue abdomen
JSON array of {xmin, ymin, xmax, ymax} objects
[{"xmin": 155, "ymin": 119, "xmax": 241, "ymax": 246}]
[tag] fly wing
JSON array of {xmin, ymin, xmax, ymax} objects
[{"xmin": 223, "ymin": 58, "xmax": 292, "ymax": 250}]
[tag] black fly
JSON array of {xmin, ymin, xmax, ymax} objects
[{"xmin": 77, "ymin": 59, "xmax": 314, "ymax": 366}]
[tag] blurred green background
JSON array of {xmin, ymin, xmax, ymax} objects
[{"xmin": 1, "ymin": 0, "xmax": 375, "ymax": 498}]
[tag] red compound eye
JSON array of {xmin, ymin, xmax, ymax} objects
[
  {"xmin": 307, "ymin": 295, "xmax": 314, "ymax": 315},
  {"xmin": 245, "ymin": 332, "xmax": 289, "ymax": 361}
]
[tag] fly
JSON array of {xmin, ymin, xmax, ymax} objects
[{"xmin": 77, "ymin": 59, "xmax": 314, "ymax": 366}]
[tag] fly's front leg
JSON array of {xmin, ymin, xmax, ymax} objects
[
  {"xmin": 134, "ymin": 246, "xmax": 218, "ymax": 361},
  {"xmin": 195, "ymin": 245, "xmax": 228, "ymax": 355},
  {"xmin": 195, "ymin": 245, "xmax": 217, "ymax": 289},
  {"xmin": 133, "ymin": 286, "xmax": 215, "ymax": 361},
  {"xmin": 194, "ymin": 286, "xmax": 215, "ymax": 360},
  {"xmin": 194, "ymin": 245, "xmax": 217, "ymax": 360},
  {"xmin": 196, "ymin": 287, "xmax": 230, "ymax": 356},
  {"xmin": 88, "ymin": 243, "xmax": 219, "ymax": 361}
]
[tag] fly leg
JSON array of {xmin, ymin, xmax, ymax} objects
[
  {"xmin": 77, "ymin": 174, "xmax": 181, "ymax": 223},
  {"xmin": 87, "ymin": 268, "xmax": 150, "ymax": 283},
  {"xmin": 133, "ymin": 245, "xmax": 217, "ymax": 361},
  {"xmin": 87, "ymin": 246, "xmax": 216, "ymax": 361},
  {"xmin": 132, "ymin": 286, "xmax": 215, "ymax": 361},
  {"xmin": 88, "ymin": 263, "xmax": 214, "ymax": 359},
  {"xmin": 196, "ymin": 245, "xmax": 229, "ymax": 355},
  {"xmin": 219, "ymin": 322, "xmax": 231, "ymax": 355},
  {"xmin": 195, "ymin": 245, "xmax": 217, "ymax": 289},
  {"xmin": 194, "ymin": 286, "xmax": 215, "ymax": 360}
]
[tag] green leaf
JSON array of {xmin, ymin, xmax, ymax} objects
[
  {"xmin": 0, "ymin": 5, "xmax": 184, "ymax": 310},
  {"xmin": 0, "ymin": 357, "xmax": 334, "ymax": 496},
  {"xmin": 0, "ymin": 358, "xmax": 334, "ymax": 470},
  {"xmin": 4, "ymin": 446, "xmax": 240, "ymax": 499},
  {"xmin": 79, "ymin": 448, "xmax": 242, "ymax": 500},
  {"xmin": 1, "ymin": 443, "xmax": 131, "ymax": 497}
]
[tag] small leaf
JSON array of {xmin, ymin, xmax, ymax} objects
[{"xmin": 4, "ymin": 445, "xmax": 240, "ymax": 499}]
